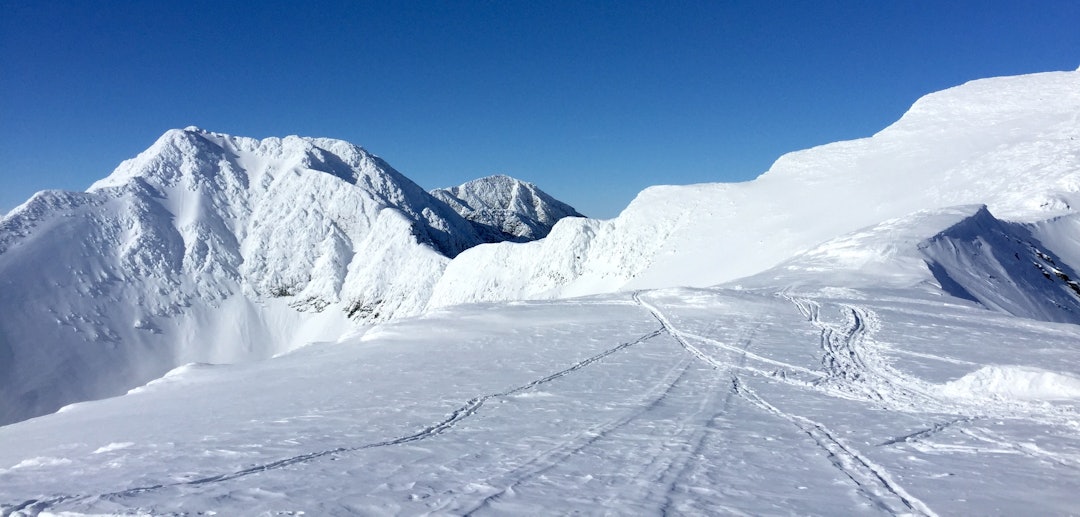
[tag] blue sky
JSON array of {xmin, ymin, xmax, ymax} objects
[{"xmin": 2, "ymin": 1, "xmax": 1079, "ymax": 218}]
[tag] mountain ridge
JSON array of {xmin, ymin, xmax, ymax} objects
[
  {"xmin": 3, "ymin": 69, "xmax": 1080, "ymax": 427},
  {"xmin": 0, "ymin": 129, "xmax": 583, "ymax": 425},
  {"xmin": 428, "ymin": 69, "xmax": 1080, "ymax": 309}
]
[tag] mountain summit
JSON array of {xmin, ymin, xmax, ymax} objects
[
  {"xmin": 431, "ymin": 174, "xmax": 584, "ymax": 241},
  {"xmin": 0, "ymin": 128, "xmax": 582, "ymax": 425}
]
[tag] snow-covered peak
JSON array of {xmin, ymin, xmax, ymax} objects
[
  {"xmin": 90, "ymin": 128, "xmax": 405, "ymax": 196},
  {"xmin": 0, "ymin": 129, "xmax": 584, "ymax": 425},
  {"xmin": 431, "ymin": 174, "xmax": 584, "ymax": 241}
]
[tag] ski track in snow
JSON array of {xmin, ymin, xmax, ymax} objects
[
  {"xmin": 7, "ymin": 291, "xmax": 1080, "ymax": 516},
  {"xmin": 454, "ymin": 355, "xmax": 698, "ymax": 515},
  {"xmin": 652, "ymin": 314, "xmax": 761, "ymax": 516},
  {"xmin": 733, "ymin": 378, "xmax": 938, "ymax": 517},
  {"xmin": 635, "ymin": 292, "xmax": 937, "ymax": 517},
  {"xmin": 780, "ymin": 293, "xmax": 1080, "ymax": 501},
  {"xmin": 784, "ymin": 293, "xmax": 1080, "ymax": 427},
  {"xmin": 2, "ymin": 326, "xmax": 663, "ymax": 516},
  {"xmin": 457, "ymin": 293, "xmax": 751, "ymax": 515}
]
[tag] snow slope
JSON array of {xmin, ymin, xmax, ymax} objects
[
  {"xmin": 0, "ymin": 128, "xmax": 580, "ymax": 425},
  {"xmin": 431, "ymin": 174, "xmax": 584, "ymax": 241},
  {"xmin": 740, "ymin": 205, "xmax": 1080, "ymax": 324},
  {"xmin": 2, "ymin": 284, "xmax": 1079, "ymax": 515},
  {"xmin": 429, "ymin": 69, "xmax": 1080, "ymax": 308}
]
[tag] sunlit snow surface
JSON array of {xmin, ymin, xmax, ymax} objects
[{"xmin": 3, "ymin": 287, "xmax": 1079, "ymax": 516}]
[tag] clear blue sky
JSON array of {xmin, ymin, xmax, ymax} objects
[{"xmin": 2, "ymin": 1, "xmax": 1079, "ymax": 218}]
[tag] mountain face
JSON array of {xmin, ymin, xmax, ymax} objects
[
  {"xmin": 431, "ymin": 175, "xmax": 584, "ymax": 241},
  {"xmin": 428, "ymin": 69, "xmax": 1080, "ymax": 310},
  {"xmin": 0, "ymin": 128, "xmax": 581, "ymax": 425}
]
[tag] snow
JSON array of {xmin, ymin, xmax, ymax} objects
[
  {"xmin": 430, "ymin": 174, "xmax": 584, "ymax": 241},
  {"xmin": 941, "ymin": 366, "xmax": 1080, "ymax": 401},
  {"xmin": 429, "ymin": 69, "xmax": 1080, "ymax": 307},
  {"xmin": 0, "ymin": 128, "xmax": 579, "ymax": 425},
  {"xmin": 2, "ymin": 69, "xmax": 1080, "ymax": 515},
  {"xmin": 2, "ymin": 287, "xmax": 1079, "ymax": 515}
]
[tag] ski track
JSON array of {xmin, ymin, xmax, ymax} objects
[
  {"xmin": 654, "ymin": 318, "xmax": 761, "ymax": 516},
  {"xmin": 785, "ymin": 293, "xmax": 1080, "ymax": 428},
  {"xmin": 734, "ymin": 378, "xmax": 939, "ymax": 517},
  {"xmin": 784, "ymin": 293, "xmax": 956, "ymax": 413},
  {"xmin": 639, "ymin": 292, "xmax": 938, "ymax": 516},
  {"xmin": 459, "ymin": 292, "xmax": 761, "ymax": 515},
  {"xmin": 878, "ymin": 417, "xmax": 980, "ymax": 447},
  {"xmin": 1, "ymin": 327, "xmax": 663, "ymax": 516},
  {"xmin": 781, "ymin": 293, "xmax": 1080, "ymax": 512},
  {"xmin": 958, "ymin": 427, "xmax": 1080, "ymax": 470},
  {"xmin": 456, "ymin": 354, "xmax": 697, "ymax": 515}
]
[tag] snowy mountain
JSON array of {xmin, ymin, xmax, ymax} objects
[
  {"xmin": 739, "ymin": 205, "xmax": 1080, "ymax": 324},
  {"xmin": 3, "ymin": 69, "xmax": 1080, "ymax": 515},
  {"xmin": 0, "ymin": 128, "xmax": 581, "ymax": 425},
  {"xmin": 428, "ymin": 69, "xmax": 1080, "ymax": 309},
  {"xmin": 431, "ymin": 174, "xmax": 584, "ymax": 241}
]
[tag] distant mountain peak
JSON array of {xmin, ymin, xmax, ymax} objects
[{"xmin": 431, "ymin": 174, "xmax": 584, "ymax": 241}]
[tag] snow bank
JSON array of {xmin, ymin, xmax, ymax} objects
[
  {"xmin": 432, "ymin": 69, "xmax": 1080, "ymax": 305},
  {"xmin": 941, "ymin": 366, "xmax": 1080, "ymax": 401}
]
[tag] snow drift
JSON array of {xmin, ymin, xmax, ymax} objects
[{"xmin": 428, "ymin": 69, "xmax": 1080, "ymax": 308}]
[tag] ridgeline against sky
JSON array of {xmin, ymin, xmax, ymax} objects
[{"xmin": 2, "ymin": 1, "xmax": 1079, "ymax": 217}]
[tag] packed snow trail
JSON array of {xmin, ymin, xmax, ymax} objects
[{"xmin": 0, "ymin": 326, "xmax": 662, "ymax": 516}]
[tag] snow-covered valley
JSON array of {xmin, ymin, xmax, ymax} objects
[{"xmin": 3, "ymin": 68, "xmax": 1080, "ymax": 515}]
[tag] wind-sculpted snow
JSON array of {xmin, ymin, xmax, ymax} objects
[
  {"xmin": 0, "ymin": 127, "xmax": 576, "ymax": 425},
  {"xmin": 430, "ymin": 69, "xmax": 1080, "ymax": 307},
  {"xmin": 741, "ymin": 205, "xmax": 1080, "ymax": 324}
]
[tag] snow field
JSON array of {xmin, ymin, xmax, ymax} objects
[{"xmin": 3, "ymin": 286, "xmax": 1079, "ymax": 515}]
